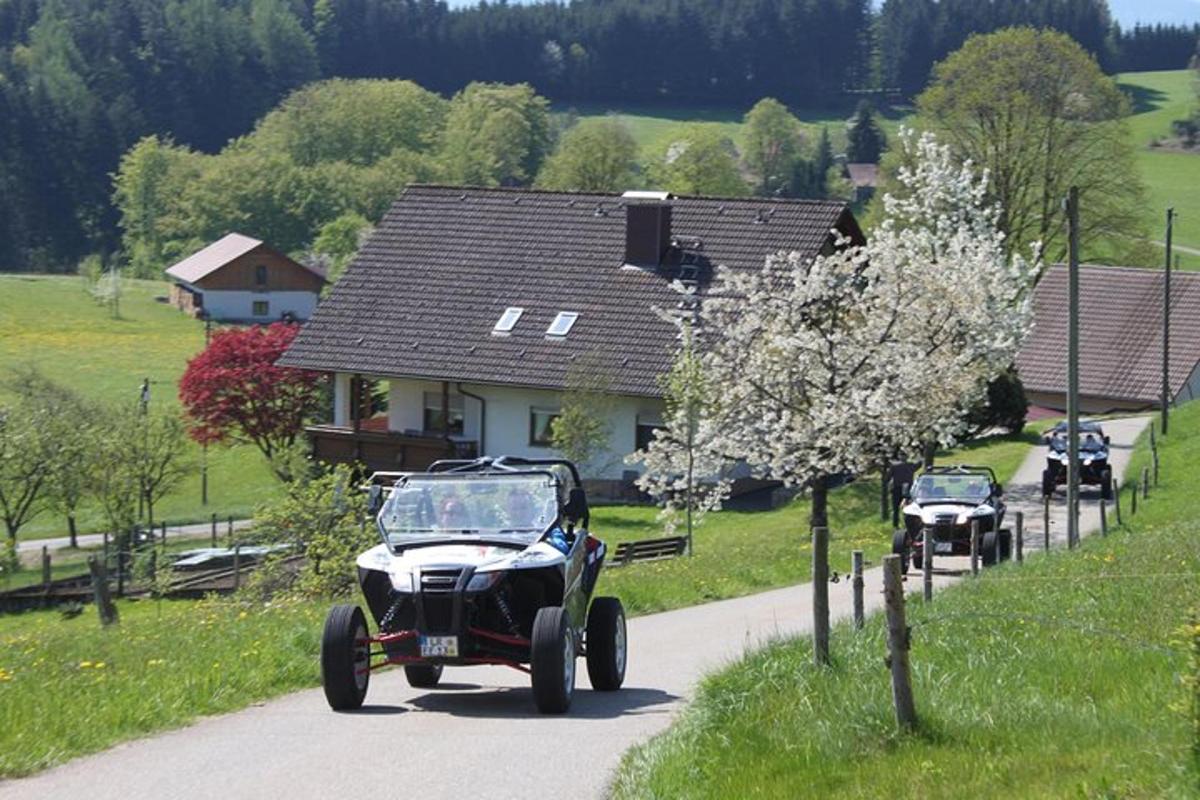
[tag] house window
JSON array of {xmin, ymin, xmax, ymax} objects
[
  {"xmin": 493, "ymin": 307, "xmax": 524, "ymax": 334},
  {"xmin": 546, "ymin": 311, "xmax": 578, "ymax": 337},
  {"xmin": 252, "ymin": 300, "xmax": 269, "ymax": 316},
  {"xmin": 423, "ymin": 392, "xmax": 464, "ymax": 434},
  {"xmin": 255, "ymin": 264, "xmax": 267, "ymax": 288},
  {"xmin": 529, "ymin": 407, "xmax": 560, "ymax": 447},
  {"xmin": 635, "ymin": 419, "xmax": 664, "ymax": 451}
]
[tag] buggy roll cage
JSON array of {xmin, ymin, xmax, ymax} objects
[
  {"xmin": 427, "ymin": 456, "xmax": 584, "ymax": 490},
  {"xmin": 917, "ymin": 464, "xmax": 999, "ymax": 483}
]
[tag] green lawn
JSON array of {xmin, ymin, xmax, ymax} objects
[
  {"xmin": 611, "ymin": 403, "xmax": 1200, "ymax": 799},
  {"xmin": 0, "ymin": 274, "xmax": 285, "ymax": 539}
]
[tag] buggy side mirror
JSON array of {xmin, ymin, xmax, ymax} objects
[
  {"xmin": 563, "ymin": 487, "xmax": 589, "ymax": 528},
  {"xmin": 366, "ymin": 484, "xmax": 384, "ymax": 516},
  {"xmin": 993, "ymin": 483, "xmax": 1004, "ymax": 497},
  {"xmin": 1103, "ymin": 435, "xmax": 1110, "ymax": 446}
]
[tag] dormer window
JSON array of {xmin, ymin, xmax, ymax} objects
[
  {"xmin": 492, "ymin": 306, "xmax": 524, "ymax": 334},
  {"xmin": 546, "ymin": 311, "xmax": 578, "ymax": 337}
]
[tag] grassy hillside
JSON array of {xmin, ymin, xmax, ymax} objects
[
  {"xmin": 0, "ymin": 274, "xmax": 284, "ymax": 538},
  {"xmin": 612, "ymin": 404, "xmax": 1200, "ymax": 799},
  {"xmin": 1118, "ymin": 70, "xmax": 1200, "ymax": 269}
]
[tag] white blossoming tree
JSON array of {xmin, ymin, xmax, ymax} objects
[{"xmin": 633, "ymin": 129, "xmax": 1034, "ymax": 535}]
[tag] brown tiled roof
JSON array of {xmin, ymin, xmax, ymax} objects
[
  {"xmin": 1015, "ymin": 264, "xmax": 1200, "ymax": 404},
  {"xmin": 165, "ymin": 232, "xmax": 325, "ymax": 284},
  {"xmin": 278, "ymin": 185, "xmax": 860, "ymax": 396}
]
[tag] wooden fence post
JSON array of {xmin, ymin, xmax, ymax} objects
[
  {"xmin": 1114, "ymin": 479, "xmax": 1122, "ymax": 525},
  {"xmin": 851, "ymin": 550, "xmax": 864, "ymax": 630},
  {"xmin": 88, "ymin": 556, "xmax": 118, "ymax": 626},
  {"xmin": 41, "ymin": 546, "xmax": 50, "ymax": 591},
  {"xmin": 880, "ymin": 470, "xmax": 890, "ymax": 522},
  {"xmin": 1142, "ymin": 468, "xmax": 1150, "ymax": 500},
  {"xmin": 922, "ymin": 527, "xmax": 933, "ymax": 602},
  {"xmin": 160, "ymin": 520, "xmax": 167, "ymax": 545},
  {"xmin": 1043, "ymin": 496, "xmax": 1051, "ymax": 551},
  {"xmin": 227, "ymin": 515, "xmax": 234, "ymax": 545},
  {"xmin": 211, "ymin": 513, "xmax": 217, "ymax": 547},
  {"xmin": 812, "ymin": 527, "xmax": 830, "ymax": 666},
  {"xmin": 147, "ymin": 549, "xmax": 157, "ymax": 585},
  {"xmin": 1099, "ymin": 500, "xmax": 1108, "ymax": 535},
  {"xmin": 1131, "ymin": 480, "xmax": 1138, "ymax": 516},
  {"xmin": 1014, "ymin": 511, "xmax": 1024, "ymax": 564},
  {"xmin": 970, "ymin": 519, "xmax": 980, "ymax": 576},
  {"xmin": 882, "ymin": 554, "xmax": 917, "ymax": 732},
  {"xmin": 232, "ymin": 545, "xmax": 241, "ymax": 592}
]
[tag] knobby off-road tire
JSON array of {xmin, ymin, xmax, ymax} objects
[
  {"xmin": 981, "ymin": 530, "xmax": 999, "ymax": 567},
  {"xmin": 999, "ymin": 530, "xmax": 1013, "ymax": 562},
  {"xmin": 1042, "ymin": 468, "xmax": 1056, "ymax": 499},
  {"xmin": 1101, "ymin": 469, "xmax": 1114, "ymax": 501},
  {"xmin": 531, "ymin": 606, "xmax": 575, "ymax": 714},
  {"xmin": 404, "ymin": 664, "xmax": 443, "ymax": 688},
  {"xmin": 321, "ymin": 604, "xmax": 370, "ymax": 710},
  {"xmin": 586, "ymin": 597, "xmax": 627, "ymax": 691},
  {"xmin": 892, "ymin": 529, "xmax": 910, "ymax": 575}
]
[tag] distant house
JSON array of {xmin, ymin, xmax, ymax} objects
[
  {"xmin": 277, "ymin": 185, "xmax": 865, "ymax": 480},
  {"xmin": 1016, "ymin": 264, "xmax": 1200, "ymax": 414},
  {"xmin": 843, "ymin": 162, "xmax": 878, "ymax": 203},
  {"xmin": 164, "ymin": 233, "xmax": 325, "ymax": 323}
]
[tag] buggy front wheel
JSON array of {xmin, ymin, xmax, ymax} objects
[
  {"xmin": 531, "ymin": 606, "xmax": 575, "ymax": 714},
  {"xmin": 404, "ymin": 664, "xmax": 443, "ymax": 688},
  {"xmin": 321, "ymin": 604, "xmax": 370, "ymax": 710},
  {"xmin": 892, "ymin": 529, "xmax": 910, "ymax": 575},
  {"xmin": 586, "ymin": 597, "xmax": 627, "ymax": 691}
]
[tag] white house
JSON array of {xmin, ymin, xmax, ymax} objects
[
  {"xmin": 278, "ymin": 186, "xmax": 864, "ymax": 485},
  {"xmin": 165, "ymin": 233, "xmax": 325, "ymax": 323}
]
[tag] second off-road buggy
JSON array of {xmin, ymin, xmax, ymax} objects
[
  {"xmin": 894, "ymin": 465, "xmax": 1011, "ymax": 573},
  {"xmin": 319, "ymin": 456, "xmax": 626, "ymax": 715},
  {"xmin": 1041, "ymin": 420, "xmax": 1112, "ymax": 499}
]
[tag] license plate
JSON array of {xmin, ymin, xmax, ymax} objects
[
  {"xmin": 934, "ymin": 542, "xmax": 954, "ymax": 554},
  {"xmin": 419, "ymin": 636, "xmax": 459, "ymax": 658}
]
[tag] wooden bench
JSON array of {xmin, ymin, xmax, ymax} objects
[{"xmin": 611, "ymin": 536, "xmax": 688, "ymax": 566}]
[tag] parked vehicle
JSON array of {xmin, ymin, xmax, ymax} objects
[
  {"xmin": 320, "ymin": 456, "xmax": 626, "ymax": 714},
  {"xmin": 1041, "ymin": 420, "xmax": 1112, "ymax": 499},
  {"xmin": 895, "ymin": 465, "xmax": 1011, "ymax": 572}
]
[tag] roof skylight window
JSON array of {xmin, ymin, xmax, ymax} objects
[
  {"xmin": 546, "ymin": 311, "xmax": 579, "ymax": 337},
  {"xmin": 493, "ymin": 307, "xmax": 524, "ymax": 334}
]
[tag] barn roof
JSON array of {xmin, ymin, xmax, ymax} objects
[
  {"xmin": 1015, "ymin": 264, "xmax": 1200, "ymax": 404},
  {"xmin": 164, "ymin": 233, "xmax": 324, "ymax": 285}
]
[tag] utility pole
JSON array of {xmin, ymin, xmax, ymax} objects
[
  {"xmin": 1162, "ymin": 208, "xmax": 1174, "ymax": 437},
  {"xmin": 1066, "ymin": 187, "xmax": 1081, "ymax": 549}
]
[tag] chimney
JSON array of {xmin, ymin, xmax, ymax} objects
[{"xmin": 622, "ymin": 190, "xmax": 673, "ymax": 267}]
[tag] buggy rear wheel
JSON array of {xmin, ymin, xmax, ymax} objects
[
  {"xmin": 1100, "ymin": 469, "xmax": 1113, "ymax": 500},
  {"xmin": 531, "ymin": 606, "xmax": 574, "ymax": 714},
  {"xmin": 892, "ymin": 529, "xmax": 910, "ymax": 575},
  {"xmin": 321, "ymin": 604, "xmax": 370, "ymax": 710},
  {"xmin": 1041, "ymin": 468, "xmax": 1056, "ymax": 499},
  {"xmin": 586, "ymin": 597, "xmax": 626, "ymax": 691},
  {"xmin": 981, "ymin": 531, "xmax": 999, "ymax": 567},
  {"xmin": 404, "ymin": 664, "xmax": 443, "ymax": 689}
]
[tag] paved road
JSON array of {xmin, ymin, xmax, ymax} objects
[
  {"xmin": 0, "ymin": 417, "xmax": 1149, "ymax": 800},
  {"xmin": 1152, "ymin": 240, "xmax": 1200, "ymax": 257},
  {"xmin": 16, "ymin": 519, "xmax": 254, "ymax": 555}
]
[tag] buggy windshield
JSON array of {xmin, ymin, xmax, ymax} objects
[
  {"xmin": 378, "ymin": 473, "xmax": 560, "ymax": 545},
  {"xmin": 912, "ymin": 474, "xmax": 991, "ymax": 503}
]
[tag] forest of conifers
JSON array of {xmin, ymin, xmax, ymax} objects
[{"xmin": 0, "ymin": 0, "xmax": 1196, "ymax": 270}]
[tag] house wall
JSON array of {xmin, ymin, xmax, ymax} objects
[
  {"xmin": 1176, "ymin": 362, "xmax": 1200, "ymax": 405},
  {"xmin": 198, "ymin": 290, "xmax": 319, "ymax": 322},
  {"xmin": 193, "ymin": 247, "xmax": 325, "ymax": 293},
  {"xmin": 1026, "ymin": 389, "xmax": 1155, "ymax": 415},
  {"xmin": 367, "ymin": 376, "xmax": 663, "ymax": 479}
]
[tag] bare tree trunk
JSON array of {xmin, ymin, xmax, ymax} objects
[
  {"xmin": 68, "ymin": 513, "xmax": 78, "ymax": 549},
  {"xmin": 922, "ymin": 440, "xmax": 937, "ymax": 470}
]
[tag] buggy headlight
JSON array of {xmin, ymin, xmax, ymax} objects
[
  {"xmin": 467, "ymin": 572, "xmax": 501, "ymax": 592},
  {"xmin": 389, "ymin": 571, "xmax": 413, "ymax": 592}
]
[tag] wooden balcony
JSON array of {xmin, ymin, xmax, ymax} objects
[{"xmin": 306, "ymin": 424, "xmax": 477, "ymax": 473}]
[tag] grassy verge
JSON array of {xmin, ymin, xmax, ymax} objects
[
  {"xmin": 610, "ymin": 403, "xmax": 1200, "ymax": 799},
  {"xmin": 0, "ymin": 274, "xmax": 285, "ymax": 540},
  {"xmin": 0, "ymin": 428, "xmax": 1034, "ymax": 778}
]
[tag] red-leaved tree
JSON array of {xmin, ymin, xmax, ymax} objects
[{"xmin": 180, "ymin": 323, "xmax": 325, "ymax": 481}]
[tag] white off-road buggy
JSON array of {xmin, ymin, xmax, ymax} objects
[
  {"xmin": 320, "ymin": 456, "xmax": 626, "ymax": 714},
  {"xmin": 893, "ymin": 465, "xmax": 1012, "ymax": 572}
]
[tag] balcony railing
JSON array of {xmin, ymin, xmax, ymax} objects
[{"xmin": 305, "ymin": 424, "xmax": 477, "ymax": 473}]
